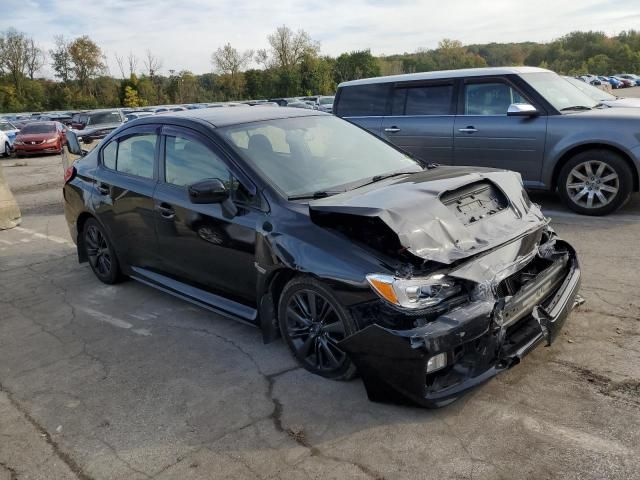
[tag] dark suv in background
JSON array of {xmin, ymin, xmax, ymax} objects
[
  {"xmin": 71, "ymin": 109, "xmax": 125, "ymax": 144},
  {"xmin": 334, "ymin": 67, "xmax": 640, "ymax": 215}
]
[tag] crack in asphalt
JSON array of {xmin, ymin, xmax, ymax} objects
[
  {"xmin": 0, "ymin": 461, "xmax": 18, "ymax": 480},
  {"xmin": 0, "ymin": 382, "xmax": 94, "ymax": 480}
]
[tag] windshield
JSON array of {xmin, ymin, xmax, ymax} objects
[
  {"xmin": 0, "ymin": 122, "xmax": 16, "ymax": 131},
  {"xmin": 319, "ymin": 97, "xmax": 334, "ymax": 105},
  {"xmin": 220, "ymin": 116, "xmax": 422, "ymax": 197},
  {"xmin": 564, "ymin": 77, "xmax": 616, "ymax": 102},
  {"xmin": 20, "ymin": 123, "xmax": 55, "ymax": 134},
  {"xmin": 87, "ymin": 111, "xmax": 122, "ymax": 125},
  {"xmin": 520, "ymin": 72, "xmax": 599, "ymax": 110}
]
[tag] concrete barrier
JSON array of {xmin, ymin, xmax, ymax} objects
[{"xmin": 0, "ymin": 162, "xmax": 21, "ymax": 230}]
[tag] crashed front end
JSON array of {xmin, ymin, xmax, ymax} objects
[
  {"xmin": 310, "ymin": 169, "xmax": 582, "ymax": 407},
  {"xmin": 339, "ymin": 230, "xmax": 580, "ymax": 407}
]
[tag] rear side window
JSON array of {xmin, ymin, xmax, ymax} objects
[
  {"xmin": 392, "ymin": 85, "xmax": 453, "ymax": 115},
  {"xmin": 102, "ymin": 133, "xmax": 157, "ymax": 179},
  {"xmin": 335, "ymin": 84, "xmax": 389, "ymax": 117}
]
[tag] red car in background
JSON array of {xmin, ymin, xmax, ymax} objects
[{"xmin": 14, "ymin": 121, "xmax": 67, "ymax": 157}]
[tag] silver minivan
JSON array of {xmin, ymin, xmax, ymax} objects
[{"xmin": 334, "ymin": 67, "xmax": 640, "ymax": 215}]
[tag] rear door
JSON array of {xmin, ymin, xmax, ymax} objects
[
  {"xmin": 92, "ymin": 125, "xmax": 161, "ymax": 269},
  {"xmin": 334, "ymin": 83, "xmax": 389, "ymax": 136},
  {"xmin": 153, "ymin": 126, "xmax": 262, "ymax": 304},
  {"xmin": 453, "ymin": 77, "xmax": 547, "ymax": 182},
  {"xmin": 380, "ymin": 81, "xmax": 455, "ymax": 164}
]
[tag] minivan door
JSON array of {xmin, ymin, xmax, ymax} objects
[
  {"xmin": 453, "ymin": 78, "xmax": 547, "ymax": 184},
  {"xmin": 380, "ymin": 81, "xmax": 455, "ymax": 165}
]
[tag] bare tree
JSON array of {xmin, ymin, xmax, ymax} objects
[
  {"xmin": 254, "ymin": 48, "xmax": 270, "ymax": 69},
  {"xmin": 114, "ymin": 52, "xmax": 126, "ymax": 79},
  {"xmin": 144, "ymin": 50, "xmax": 162, "ymax": 78},
  {"xmin": 127, "ymin": 51, "xmax": 138, "ymax": 76},
  {"xmin": 0, "ymin": 29, "xmax": 29, "ymax": 91},
  {"xmin": 267, "ymin": 25, "xmax": 320, "ymax": 69},
  {"xmin": 211, "ymin": 43, "xmax": 253, "ymax": 75},
  {"xmin": 25, "ymin": 38, "xmax": 45, "ymax": 80}
]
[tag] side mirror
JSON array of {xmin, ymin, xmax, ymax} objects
[
  {"xmin": 507, "ymin": 103, "xmax": 539, "ymax": 117},
  {"xmin": 65, "ymin": 130, "xmax": 83, "ymax": 156},
  {"xmin": 189, "ymin": 179, "xmax": 229, "ymax": 204}
]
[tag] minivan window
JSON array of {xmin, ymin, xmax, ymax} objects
[
  {"xmin": 520, "ymin": 72, "xmax": 598, "ymax": 111},
  {"xmin": 392, "ymin": 85, "xmax": 453, "ymax": 115},
  {"xmin": 335, "ymin": 84, "xmax": 388, "ymax": 117},
  {"xmin": 164, "ymin": 135, "xmax": 231, "ymax": 187},
  {"xmin": 464, "ymin": 83, "xmax": 526, "ymax": 115}
]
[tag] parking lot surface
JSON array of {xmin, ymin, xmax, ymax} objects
[{"xmin": 1, "ymin": 152, "xmax": 639, "ymax": 480}]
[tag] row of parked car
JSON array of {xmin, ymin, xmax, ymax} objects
[
  {"xmin": 577, "ymin": 73, "xmax": 640, "ymax": 88},
  {"xmin": 0, "ymin": 95, "xmax": 336, "ymax": 157}
]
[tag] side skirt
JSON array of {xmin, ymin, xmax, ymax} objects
[{"xmin": 129, "ymin": 266, "xmax": 258, "ymax": 328}]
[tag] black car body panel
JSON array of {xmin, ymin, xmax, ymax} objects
[{"xmin": 63, "ymin": 108, "xmax": 582, "ymax": 407}]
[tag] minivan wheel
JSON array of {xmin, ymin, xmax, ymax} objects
[
  {"xmin": 83, "ymin": 218, "xmax": 122, "ymax": 284},
  {"xmin": 278, "ymin": 277, "xmax": 357, "ymax": 380},
  {"xmin": 558, "ymin": 150, "xmax": 633, "ymax": 215}
]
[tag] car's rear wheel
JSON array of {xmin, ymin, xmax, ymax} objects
[
  {"xmin": 558, "ymin": 150, "xmax": 633, "ymax": 215},
  {"xmin": 278, "ymin": 277, "xmax": 357, "ymax": 380},
  {"xmin": 83, "ymin": 218, "xmax": 122, "ymax": 284}
]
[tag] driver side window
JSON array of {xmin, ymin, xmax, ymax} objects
[
  {"xmin": 464, "ymin": 82, "xmax": 526, "ymax": 115},
  {"xmin": 164, "ymin": 134, "xmax": 231, "ymax": 188}
]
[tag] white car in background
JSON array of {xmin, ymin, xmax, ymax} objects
[{"xmin": 0, "ymin": 130, "xmax": 11, "ymax": 157}]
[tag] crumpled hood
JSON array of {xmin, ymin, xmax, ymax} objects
[{"xmin": 309, "ymin": 167, "xmax": 546, "ymax": 264}]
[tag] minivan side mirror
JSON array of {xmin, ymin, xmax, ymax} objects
[
  {"xmin": 188, "ymin": 179, "xmax": 229, "ymax": 204},
  {"xmin": 507, "ymin": 103, "xmax": 539, "ymax": 117}
]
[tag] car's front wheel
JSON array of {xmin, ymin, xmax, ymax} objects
[
  {"xmin": 83, "ymin": 218, "xmax": 122, "ymax": 284},
  {"xmin": 278, "ymin": 277, "xmax": 357, "ymax": 380},
  {"xmin": 558, "ymin": 150, "xmax": 633, "ymax": 215},
  {"xmin": 3, "ymin": 142, "xmax": 10, "ymax": 157}
]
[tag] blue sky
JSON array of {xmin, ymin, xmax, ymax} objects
[{"xmin": 1, "ymin": 0, "xmax": 639, "ymax": 77}]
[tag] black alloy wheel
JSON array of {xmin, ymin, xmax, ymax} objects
[
  {"xmin": 279, "ymin": 278, "xmax": 357, "ymax": 380},
  {"xmin": 83, "ymin": 218, "xmax": 121, "ymax": 284}
]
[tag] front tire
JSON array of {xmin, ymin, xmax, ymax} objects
[
  {"xmin": 3, "ymin": 143, "xmax": 9, "ymax": 157},
  {"xmin": 558, "ymin": 150, "xmax": 633, "ymax": 215},
  {"xmin": 83, "ymin": 218, "xmax": 122, "ymax": 284},
  {"xmin": 278, "ymin": 277, "xmax": 357, "ymax": 380}
]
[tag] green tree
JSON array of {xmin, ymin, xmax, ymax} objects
[
  {"xmin": 68, "ymin": 35, "xmax": 105, "ymax": 91},
  {"xmin": 49, "ymin": 35, "xmax": 73, "ymax": 82},
  {"xmin": 123, "ymin": 85, "xmax": 142, "ymax": 107},
  {"xmin": 334, "ymin": 50, "xmax": 380, "ymax": 83}
]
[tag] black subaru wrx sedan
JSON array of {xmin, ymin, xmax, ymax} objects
[{"xmin": 63, "ymin": 107, "xmax": 581, "ymax": 407}]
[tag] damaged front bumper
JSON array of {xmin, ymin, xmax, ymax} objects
[{"xmin": 338, "ymin": 238, "xmax": 581, "ymax": 408}]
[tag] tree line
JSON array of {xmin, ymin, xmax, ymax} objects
[{"xmin": 1, "ymin": 27, "xmax": 640, "ymax": 113}]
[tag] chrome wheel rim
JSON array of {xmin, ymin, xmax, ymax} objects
[
  {"xmin": 85, "ymin": 225, "xmax": 112, "ymax": 276},
  {"xmin": 285, "ymin": 290, "xmax": 347, "ymax": 372},
  {"xmin": 566, "ymin": 160, "xmax": 619, "ymax": 209}
]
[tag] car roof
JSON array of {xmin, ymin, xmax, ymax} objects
[
  {"xmin": 133, "ymin": 106, "xmax": 326, "ymax": 128},
  {"xmin": 338, "ymin": 66, "xmax": 551, "ymax": 87}
]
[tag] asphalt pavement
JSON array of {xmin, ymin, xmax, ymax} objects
[{"xmin": 0, "ymin": 151, "xmax": 639, "ymax": 480}]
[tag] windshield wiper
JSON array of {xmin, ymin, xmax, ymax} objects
[
  {"xmin": 560, "ymin": 105, "xmax": 592, "ymax": 111},
  {"xmin": 287, "ymin": 191, "xmax": 342, "ymax": 201}
]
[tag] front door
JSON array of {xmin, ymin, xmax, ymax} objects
[
  {"xmin": 92, "ymin": 126, "xmax": 160, "ymax": 269},
  {"xmin": 153, "ymin": 126, "xmax": 261, "ymax": 305},
  {"xmin": 381, "ymin": 81, "xmax": 455, "ymax": 165},
  {"xmin": 453, "ymin": 79, "xmax": 548, "ymax": 183}
]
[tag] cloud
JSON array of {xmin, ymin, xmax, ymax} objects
[{"xmin": 1, "ymin": 0, "xmax": 638, "ymax": 77}]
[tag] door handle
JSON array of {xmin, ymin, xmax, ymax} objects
[
  {"xmin": 384, "ymin": 127, "xmax": 401, "ymax": 133},
  {"xmin": 96, "ymin": 182, "xmax": 110, "ymax": 195},
  {"xmin": 156, "ymin": 203, "xmax": 175, "ymax": 219},
  {"xmin": 458, "ymin": 127, "xmax": 478, "ymax": 133}
]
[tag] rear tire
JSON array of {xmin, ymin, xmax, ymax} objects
[
  {"xmin": 558, "ymin": 150, "xmax": 633, "ymax": 216},
  {"xmin": 278, "ymin": 277, "xmax": 358, "ymax": 381},
  {"xmin": 83, "ymin": 218, "xmax": 123, "ymax": 284}
]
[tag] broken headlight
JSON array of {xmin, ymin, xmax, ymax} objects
[{"xmin": 366, "ymin": 273, "xmax": 461, "ymax": 310}]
